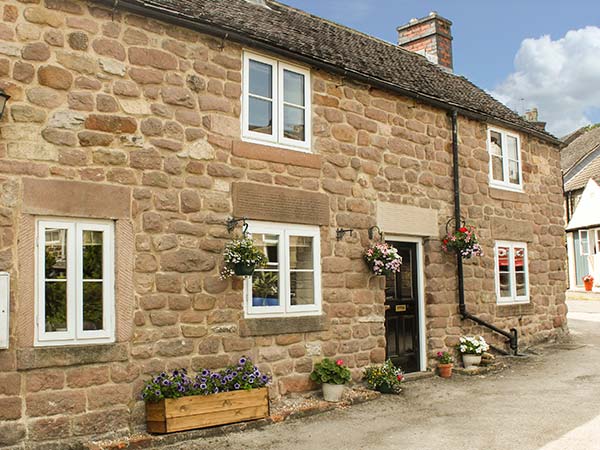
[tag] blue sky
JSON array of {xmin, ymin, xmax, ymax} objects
[{"xmin": 283, "ymin": 0, "xmax": 600, "ymax": 136}]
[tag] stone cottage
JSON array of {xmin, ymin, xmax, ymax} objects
[{"xmin": 0, "ymin": 0, "xmax": 566, "ymax": 446}]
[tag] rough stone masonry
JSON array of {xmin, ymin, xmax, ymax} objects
[{"xmin": 0, "ymin": 0, "xmax": 566, "ymax": 447}]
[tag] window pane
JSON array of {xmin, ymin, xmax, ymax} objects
[
  {"xmin": 490, "ymin": 131, "xmax": 503, "ymax": 156},
  {"xmin": 249, "ymin": 97, "xmax": 273, "ymax": 135},
  {"xmin": 515, "ymin": 272, "xmax": 526, "ymax": 297},
  {"xmin": 45, "ymin": 281, "xmax": 67, "ymax": 332},
  {"xmin": 83, "ymin": 231, "xmax": 103, "ymax": 279},
  {"xmin": 581, "ymin": 231, "xmax": 589, "ymax": 255},
  {"xmin": 83, "ymin": 282, "xmax": 103, "ymax": 330},
  {"xmin": 251, "ymin": 271, "xmax": 279, "ymax": 307},
  {"xmin": 289, "ymin": 236, "xmax": 313, "ymax": 270},
  {"xmin": 497, "ymin": 247, "xmax": 510, "ymax": 272},
  {"xmin": 249, "ymin": 60, "xmax": 272, "ymax": 98},
  {"xmin": 507, "ymin": 135, "xmax": 518, "ymax": 159},
  {"xmin": 283, "ymin": 105, "xmax": 305, "ymax": 141},
  {"xmin": 509, "ymin": 161, "xmax": 520, "ymax": 184},
  {"xmin": 514, "ymin": 247, "xmax": 525, "ymax": 272},
  {"xmin": 254, "ymin": 234, "xmax": 279, "ymax": 267},
  {"xmin": 492, "ymin": 155, "xmax": 504, "ymax": 181},
  {"xmin": 290, "ymin": 271, "xmax": 314, "ymax": 305},
  {"xmin": 499, "ymin": 272, "xmax": 511, "ymax": 297},
  {"xmin": 45, "ymin": 228, "xmax": 67, "ymax": 279},
  {"xmin": 283, "ymin": 70, "xmax": 305, "ymax": 106}
]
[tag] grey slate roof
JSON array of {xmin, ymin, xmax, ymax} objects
[
  {"xmin": 561, "ymin": 125, "xmax": 600, "ymax": 173},
  {"xmin": 104, "ymin": 0, "xmax": 560, "ymax": 144}
]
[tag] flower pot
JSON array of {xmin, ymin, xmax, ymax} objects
[
  {"xmin": 265, "ymin": 297, "xmax": 279, "ymax": 306},
  {"xmin": 462, "ymin": 354, "xmax": 482, "ymax": 369},
  {"xmin": 322, "ymin": 383, "xmax": 345, "ymax": 402},
  {"xmin": 438, "ymin": 363, "xmax": 453, "ymax": 378},
  {"xmin": 584, "ymin": 279, "xmax": 594, "ymax": 291},
  {"xmin": 234, "ymin": 263, "xmax": 255, "ymax": 277},
  {"xmin": 252, "ymin": 297, "xmax": 266, "ymax": 307}
]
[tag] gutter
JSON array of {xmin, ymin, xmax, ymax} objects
[
  {"xmin": 95, "ymin": 0, "xmax": 562, "ymax": 147},
  {"xmin": 450, "ymin": 110, "xmax": 519, "ymax": 356}
]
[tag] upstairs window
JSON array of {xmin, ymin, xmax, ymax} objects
[
  {"xmin": 36, "ymin": 219, "xmax": 114, "ymax": 346},
  {"xmin": 243, "ymin": 52, "xmax": 311, "ymax": 151},
  {"xmin": 488, "ymin": 127, "xmax": 522, "ymax": 190},
  {"xmin": 495, "ymin": 241, "xmax": 529, "ymax": 305}
]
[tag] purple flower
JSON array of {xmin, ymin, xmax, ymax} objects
[
  {"xmin": 213, "ymin": 387, "xmax": 219, "ymax": 393},
  {"xmin": 200, "ymin": 383, "xmax": 207, "ymax": 390},
  {"xmin": 239, "ymin": 357, "xmax": 247, "ymax": 365},
  {"xmin": 234, "ymin": 383, "xmax": 241, "ymax": 390},
  {"xmin": 154, "ymin": 390, "xmax": 161, "ymax": 396},
  {"xmin": 261, "ymin": 375, "xmax": 269, "ymax": 382},
  {"xmin": 172, "ymin": 370, "xmax": 179, "ymax": 376},
  {"xmin": 201, "ymin": 369, "xmax": 210, "ymax": 377},
  {"xmin": 248, "ymin": 376, "xmax": 255, "ymax": 384},
  {"xmin": 162, "ymin": 379, "xmax": 171, "ymax": 386}
]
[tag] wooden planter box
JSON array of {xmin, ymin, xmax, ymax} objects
[{"xmin": 146, "ymin": 388, "xmax": 270, "ymax": 434}]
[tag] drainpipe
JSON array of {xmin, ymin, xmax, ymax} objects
[{"xmin": 450, "ymin": 110, "xmax": 519, "ymax": 356}]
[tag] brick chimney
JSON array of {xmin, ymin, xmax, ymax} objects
[
  {"xmin": 523, "ymin": 108, "xmax": 547, "ymax": 130},
  {"xmin": 397, "ymin": 12, "xmax": 453, "ymax": 72}
]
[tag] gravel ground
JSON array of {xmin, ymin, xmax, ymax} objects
[{"xmin": 157, "ymin": 301, "xmax": 600, "ymax": 450}]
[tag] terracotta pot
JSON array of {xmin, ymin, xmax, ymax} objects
[
  {"xmin": 438, "ymin": 363, "xmax": 453, "ymax": 378},
  {"xmin": 584, "ymin": 279, "xmax": 594, "ymax": 291},
  {"xmin": 322, "ymin": 383, "xmax": 345, "ymax": 402}
]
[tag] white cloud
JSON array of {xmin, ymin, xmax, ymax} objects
[{"xmin": 492, "ymin": 26, "xmax": 600, "ymax": 137}]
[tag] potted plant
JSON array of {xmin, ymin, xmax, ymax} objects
[
  {"xmin": 252, "ymin": 272, "xmax": 278, "ymax": 307},
  {"xmin": 142, "ymin": 357, "xmax": 270, "ymax": 433},
  {"xmin": 583, "ymin": 274, "xmax": 594, "ymax": 291},
  {"xmin": 309, "ymin": 358, "xmax": 352, "ymax": 402},
  {"xmin": 457, "ymin": 336, "xmax": 489, "ymax": 369},
  {"xmin": 364, "ymin": 242, "xmax": 403, "ymax": 276},
  {"xmin": 363, "ymin": 359, "xmax": 404, "ymax": 394},
  {"xmin": 220, "ymin": 237, "xmax": 267, "ymax": 278},
  {"xmin": 442, "ymin": 225, "xmax": 483, "ymax": 259},
  {"xmin": 436, "ymin": 351, "xmax": 454, "ymax": 378}
]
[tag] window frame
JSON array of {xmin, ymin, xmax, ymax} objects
[
  {"xmin": 494, "ymin": 241, "xmax": 530, "ymax": 305},
  {"xmin": 35, "ymin": 218, "xmax": 115, "ymax": 347},
  {"xmin": 244, "ymin": 221, "xmax": 321, "ymax": 318},
  {"xmin": 242, "ymin": 51, "xmax": 312, "ymax": 153},
  {"xmin": 487, "ymin": 127, "xmax": 523, "ymax": 192}
]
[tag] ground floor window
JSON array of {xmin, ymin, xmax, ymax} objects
[
  {"xmin": 495, "ymin": 241, "xmax": 529, "ymax": 304},
  {"xmin": 36, "ymin": 218, "xmax": 115, "ymax": 346},
  {"xmin": 245, "ymin": 221, "xmax": 321, "ymax": 317}
]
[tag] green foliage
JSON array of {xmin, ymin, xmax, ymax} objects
[
  {"xmin": 221, "ymin": 237, "xmax": 268, "ymax": 278},
  {"xmin": 309, "ymin": 358, "xmax": 351, "ymax": 385},
  {"xmin": 252, "ymin": 272, "xmax": 278, "ymax": 298},
  {"xmin": 362, "ymin": 359, "xmax": 404, "ymax": 393},
  {"xmin": 436, "ymin": 351, "xmax": 454, "ymax": 364}
]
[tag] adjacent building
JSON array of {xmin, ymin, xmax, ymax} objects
[{"xmin": 0, "ymin": 0, "xmax": 566, "ymax": 446}]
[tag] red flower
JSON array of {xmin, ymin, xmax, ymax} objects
[
  {"xmin": 397, "ymin": 374, "xmax": 403, "ymax": 381},
  {"xmin": 336, "ymin": 359, "xmax": 344, "ymax": 366},
  {"xmin": 458, "ymin": 227, "xmax": 468, "ymax": 233},
  {"xmin": 443, "ymin": 238, "xmax": 448, "ymax": 245}
]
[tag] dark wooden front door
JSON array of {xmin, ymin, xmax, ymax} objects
[{"xmin": 385, "ymin": 242, "xmax": 420, "ymax": 373}]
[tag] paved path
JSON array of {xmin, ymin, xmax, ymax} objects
[{"xmin": 162, "ymin": 300, "xmax": 600, "ymax": 450}]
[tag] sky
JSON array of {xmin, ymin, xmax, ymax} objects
[{"xmin": 282, "ymin": 0, "xmax": 600, "ymax": 137}]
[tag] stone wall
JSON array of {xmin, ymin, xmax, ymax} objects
[{"xmin": 0, "ymin": 0, "xmax": 567, "ymax": 447}]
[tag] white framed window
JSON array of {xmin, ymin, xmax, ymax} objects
[
  {"xmin": 488, "ymin": 127, "xmax": 523, "ymax": 191},
  {"xmin": 242, "ymin": 51, "xmax": 311, "ymax": 152},
  {"xmin": 495, "ymin": 241, "xmax": 529, "ymax": 305},
  {"xmin": 36, "ymin": 218, "xmax": 115, "ymax": 346},
  {"xmin": 579, "ymin": 229, "xmax": 590, "ymax": 256},
  {"xmin": 244, "ymin": 221, "xmax": 321, "ymax": 317}
]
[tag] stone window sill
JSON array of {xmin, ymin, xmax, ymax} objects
[
  {"xmin": 495, "ymin": 303, "xmax": 535, "ymax": 317},
  {"xmin": 489, "ymin": 187, "xmax": 528, "ymax": 203},
  {"xmin": 239, "ymin": 315, "xmax": 329, "ymax": 337},
  {"xmin": 233, "ymin": 141, "xmax": 322, "ymax": 169},
  {"xmin": 16, "ymin": 343, "xmax": 128, "ymax": 370}
]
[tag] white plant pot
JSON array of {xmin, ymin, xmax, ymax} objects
[
  {"xmin": 462, "ymin": 354, "xmax": 482, "ymax": 369},
  {"xmin": 322, "ymin": 383, "xmax": 345, "ymax": 402}
]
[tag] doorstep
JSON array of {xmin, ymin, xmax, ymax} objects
[
  {"xmin": 453, "ymin": 360, "xmax": 507, "ymax": 376},
  {"xmin": 85, "ymin": 386, "xmax": 381, "ymax": 450}
]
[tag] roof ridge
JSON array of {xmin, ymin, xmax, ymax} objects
[{"xmin": 267, "ymin": 0, "xmax": 455, "ymax": 75}]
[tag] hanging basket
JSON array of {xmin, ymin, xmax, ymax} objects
[{"xmin": 233, "ymin": 263, "xmax": 256, "ymax": 277}]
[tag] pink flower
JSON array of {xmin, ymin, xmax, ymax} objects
[{"xmin": 336, "ymin": 359, "xmax": 344, "ymax": 366}]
